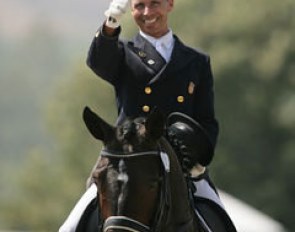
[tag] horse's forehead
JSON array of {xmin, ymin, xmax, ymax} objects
[
  {"xmin": 104, "ymin": 117, "xmax": 160, "ymax": 154},
  {"xmin": 117, "ymin": 119, "xmax": 146, "ymax": 139},
  {"xmin": 121, "ymin": 117, "xmax": 145, "ymax": 129}
]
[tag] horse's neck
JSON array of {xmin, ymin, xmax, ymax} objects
[{"xmin": 159, "ymin": 138, "xmax": 194, "ymax": 227}]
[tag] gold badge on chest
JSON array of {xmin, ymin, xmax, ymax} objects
[
  {"xmin": 188, "ymin": 81, "xmax": 195, "ymax": 94},
  {"xmin": 138, "ymin": 51, "xmax": 146, "ymax": 58}
]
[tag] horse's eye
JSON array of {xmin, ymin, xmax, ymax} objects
[
  {"xmin": 91, "ymin": 160, "xmax": 109, "ymax": 190},
  {"xmin": 92, "ymin": 170, "xmax": 100, "ymax": 183}
]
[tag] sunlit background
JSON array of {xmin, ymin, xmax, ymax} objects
[{"xmin": 0, "ymin": 0, "xmax": 294, "ymax": 231}]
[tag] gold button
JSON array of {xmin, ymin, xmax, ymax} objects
[
  {"xmin": 188, "ymin": 81, "xmax": 195, "ymax": 94},
  {"xmin": 177, "ymin": 96, "xmax": 184, "ymax": 103},
  {"xmin": 145, "ymin": 87, "xmax": 152, "ymax": 94},
  {"xmin": 142, "ymin": 105, "xmax": 150, "ymax": 112}
]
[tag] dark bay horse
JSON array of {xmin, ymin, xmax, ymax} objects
[{"xmin": 81, "ymin": 106, "xmax": 203, "ymax": 232}]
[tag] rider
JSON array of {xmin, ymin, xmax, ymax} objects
[{"xmin": 60, "ymin": 0, "xmax": 236, "ymax": 231}]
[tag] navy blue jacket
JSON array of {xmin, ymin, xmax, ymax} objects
[{"xmin": 87, "ymin": 27, "xmax": 219, "ymax": 161}]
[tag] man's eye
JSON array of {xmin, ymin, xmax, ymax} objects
[
  {"xmin": 151, "ymin": 2, "xmax": 160, "ymax": 8},
  {"xmin": 135, "ymin": 3, "xmax": 145, "ymax": 10}
]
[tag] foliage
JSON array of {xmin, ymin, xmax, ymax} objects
[
  {"xmin": 1, "ymin": 149, "xmax": 66, "ymax": 230},
  {"xmin": 43, "ymin": 62, "xmax": 116, "ymax": 230},
  {"xmin": 0, "ymin": 62, "xmax": 116, "ymax": 231}
]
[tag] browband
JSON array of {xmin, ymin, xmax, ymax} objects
[{"xmin": 100, "ymin": 149, "xmax": 159, "ymax": 158}]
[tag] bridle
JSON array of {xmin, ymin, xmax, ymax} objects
[
  {"xmin": 103, "ymin": 216, "xmax": 150, "ymax": 232},
  {"xmin": 99, "ymin": 148, "xmax": 171, "ymax": 232},
  {"xmin": 100, "ymin": 150, "xmax": 159, "ymax": 158}
]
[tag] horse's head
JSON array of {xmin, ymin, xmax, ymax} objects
[{"xmin": 83, "ymin": 107, "xmax": 167, "ymax": 231}]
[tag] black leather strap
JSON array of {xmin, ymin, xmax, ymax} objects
[{"xmin": 103, "ymin": 216, "xmax": 150, "ymax": 232}]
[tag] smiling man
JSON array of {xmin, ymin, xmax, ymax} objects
[
  {"xmin": 59, "ymin": 0, "xmax": 236, "ymax": 231},
  {"xmin": 131, "ymin": 0, "xmax": 173, "ymax": 38}
]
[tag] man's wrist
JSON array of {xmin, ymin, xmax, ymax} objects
[{"xmin": 101, "ymin": 21, "xmax": 120, "ymax": 37}]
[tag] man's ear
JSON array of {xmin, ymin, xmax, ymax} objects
[{"xmin": 167, "ymin": 0, "xmax": 174, "ymax": 11}]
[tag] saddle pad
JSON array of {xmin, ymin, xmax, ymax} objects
[{"xmin": 59, "ymin": 184, "xmax": 97, "ymax": 232}]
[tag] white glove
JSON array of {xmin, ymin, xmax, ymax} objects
[{"xmin": 105, "ymin": 0, "xmax": 130, "ymax": 28}]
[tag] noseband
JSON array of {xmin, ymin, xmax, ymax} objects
[
  {"xmin": 99, "ymin": 148, "xmax": 171, "ymax": 232},
  {"xmin": 103, "ymin": 216, "xmax": 150, "ymax": 232}
]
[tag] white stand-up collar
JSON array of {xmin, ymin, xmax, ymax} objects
[{"xmin": 140, "ymin": 30, "xmax": 174, "ymax": 62}]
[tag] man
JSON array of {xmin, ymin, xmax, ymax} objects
[
  {"xmin": 87, "ymin": 0, "xmax": 218, "ymax": 167},
  {"xmin": 59, "ymin": 0, "xmax": 236, "ymax": 231}
]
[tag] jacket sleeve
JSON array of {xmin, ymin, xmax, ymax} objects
[
  {"xmin": 86, "ymin": 25, "xmax": 124, "ymax": 85},
  {"xmin": 193, "ymin": 55, "xmax": 219, "ymax": 165}
]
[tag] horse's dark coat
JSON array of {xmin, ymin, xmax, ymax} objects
[{"xmin": 78, "ymin": 107, "xmax": 236, "ymax": 232}]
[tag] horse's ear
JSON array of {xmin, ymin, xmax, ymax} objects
[
  {"xmin": 145, "ymin": 108, "xmax": 166, "ymax": 140},
  {"xmin": 83, "ymin": 106, "xmax": 115, "ymax": 142}
]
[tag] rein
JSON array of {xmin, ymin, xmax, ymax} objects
[{"xmin": 99, "ymin": 147, "xmax": 171, "ymax": 232}]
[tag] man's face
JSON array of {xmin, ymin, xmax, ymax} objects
[{"xmin": 131, "ymin": 0, "xmax": 174, "ymax": 38}]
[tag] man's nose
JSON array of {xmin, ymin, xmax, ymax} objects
[{"xmin": 143, "ymin": 6, "xmax": 152, "ymax": 15}]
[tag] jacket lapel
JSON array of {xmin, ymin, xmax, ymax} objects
[
  {"xmin": 132, "ymin": 34, "xmax": 167, "ymax": 74},
  {"xmin": 128, "ymin": 34, "xmax": 195, "ymax": 85},
  {"xmin": 149, "ymin": 36, "xmax": 196, "ymax": 84},
  {"xmin": 166, "ymin": 35, "xmax": 195, "ymax": 74}
]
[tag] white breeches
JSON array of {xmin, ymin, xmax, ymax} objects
[{"xmin": 59, "ymin": 184, "xmax": 97, "ymax": 232}]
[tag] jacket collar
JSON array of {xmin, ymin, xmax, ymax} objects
[
  {"xmin": 139, "ymin": 30, "xmax": 174, "ymax": 62},
  {"xmin": 132, "ymin": 34, "xmax": 167, "ymax": 74},
  {"xmin": 131, "ymin": 33, "xmax": 196, "ymax": 83}
]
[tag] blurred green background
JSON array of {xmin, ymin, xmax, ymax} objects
[{"xmin": 0, "ymin": 0, "xmax": 294, "ymax": 231}]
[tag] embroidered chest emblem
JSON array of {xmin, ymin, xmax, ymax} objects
[
  {"xmin": 138, "ymin": 50, "xmax": 146, "ymax": 58},
  {"xmin": 188, "ymin": 81, "xmax": 195, "ymax": 94}
]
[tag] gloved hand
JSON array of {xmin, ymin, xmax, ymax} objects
[
  {"xmin": 166, "ymin": 123, "xmax": 198, "ymax": 173},
  {"xmin": 105, "ymin": 0, "xmax": 130, "ymax": 28},
  {"xmin": 166, "ymin": 112, "xmax": 214, "ymax": 173}
]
